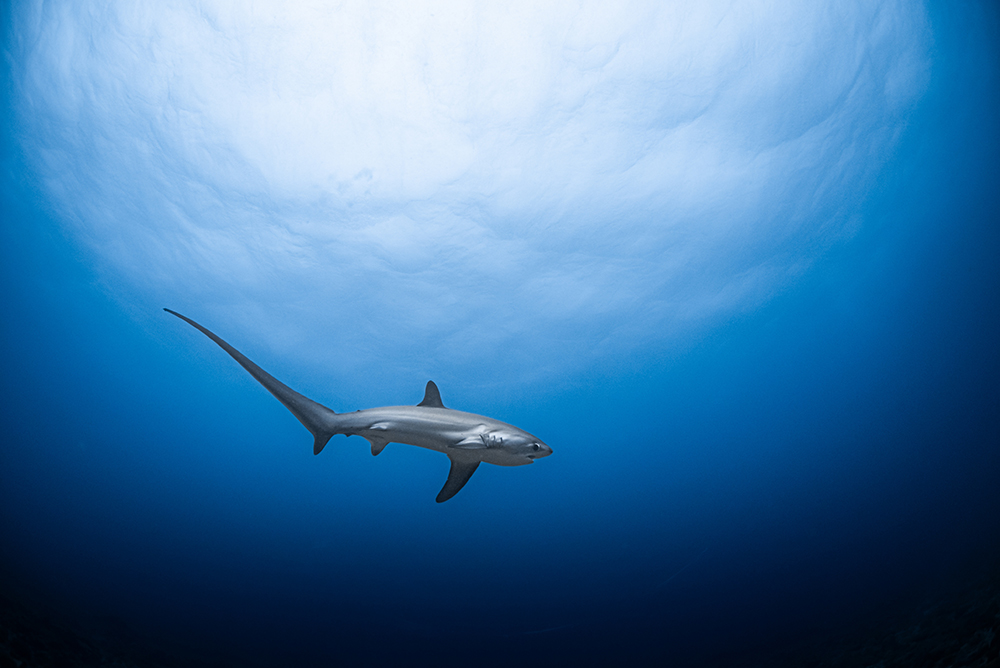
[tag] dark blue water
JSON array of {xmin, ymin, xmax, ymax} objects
[{"xmin": 2, "ymin": 3, "xmax": 999, "ymax": 666}]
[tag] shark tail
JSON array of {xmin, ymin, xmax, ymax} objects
[{"xmin": 165, "ymin": 309, "xmax": 340, "ymax": 455}]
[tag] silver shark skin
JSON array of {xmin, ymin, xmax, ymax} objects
[{"xmin": 165, "ymin": 309, "xmax": 552, "ymax": 502}]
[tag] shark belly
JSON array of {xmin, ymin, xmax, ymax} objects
[
  {"xmin": 341, "ymin": 406, "xmax": 486, "ymax": 455},
  {"xmin": 338, "ymin": 407, "xmax": 525, "ymax": 467}
]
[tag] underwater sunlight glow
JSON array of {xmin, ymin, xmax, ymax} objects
[{"xmin": 1, "ymin": 1, "xmax": 998, "ymax": 667}]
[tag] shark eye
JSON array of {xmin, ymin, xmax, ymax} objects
[{"xmin": 532, "ymin": 443, "xmax": 540, "ymax": 451}]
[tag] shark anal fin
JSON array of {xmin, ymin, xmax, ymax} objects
[
  {"xmin": 417, "ymin": 381, "xmax": 446, "ymax": 408},
  {"xmin": 436, "ymin": 457, "xmax": 479, "ymax": 503}
]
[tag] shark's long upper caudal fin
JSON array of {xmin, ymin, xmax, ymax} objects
[{"xmin": 164, "ymin": 309, "xmax": 340, "ymax": 455}]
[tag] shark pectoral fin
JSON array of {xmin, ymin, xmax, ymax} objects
[
  {"xmin": 448, "ymin": 435, "xmax": 487, "ymax": 450},
  {"xmin": 417, "ymin": 381, "xmax": 446, "ymax": 408},
  {"xmin": 436, "ymin": 458, "xmax": 480, "ymax": 503},
  {"xmin": 367, "ymin": 437, "xmax": 388, "ymax": 456}
]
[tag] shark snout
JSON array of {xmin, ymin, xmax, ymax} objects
[{"xmin": 528, "ymin": 442, "xmax": 553, "ymax": 459}]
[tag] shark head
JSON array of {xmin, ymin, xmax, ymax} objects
[
  {"xmin": 479, "ymin": 429, "xmax": 552, "ymax": 465},
  {"xmin": 524, "ymin": 438, "xmax": 553, "ymax": 462}
]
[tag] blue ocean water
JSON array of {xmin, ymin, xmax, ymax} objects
[{"xmin": 1, "ymin": 2, "xmax": 998, "ymax": 666}]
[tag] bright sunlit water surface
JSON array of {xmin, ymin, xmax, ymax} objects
[{"xmin": 2, "ymin": 2, "xmax": 998, "ymax": 666}]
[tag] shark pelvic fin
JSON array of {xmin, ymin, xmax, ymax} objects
[
  {"xmin": 436, "ymin": 457, "xmax": 479, "ymax": 503},
  {"xmin": 165, "ymin": 309, "xmax": 340, "ymax": 456},
  {"xmin": 417, "ymin": 380, "xmax": 446, "ymax": 408},
  {"xmin": 367, "ymin": 438, "xmax": 388, "ymax": 456}
]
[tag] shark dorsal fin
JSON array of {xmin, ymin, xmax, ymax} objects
[
  {"xmin": 436, "ymin": 457, "xmax": 479, "ymax": 503},
  {"xmin": 417, "ymin": 380, "xmax": 446, "ymax": 408}
]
